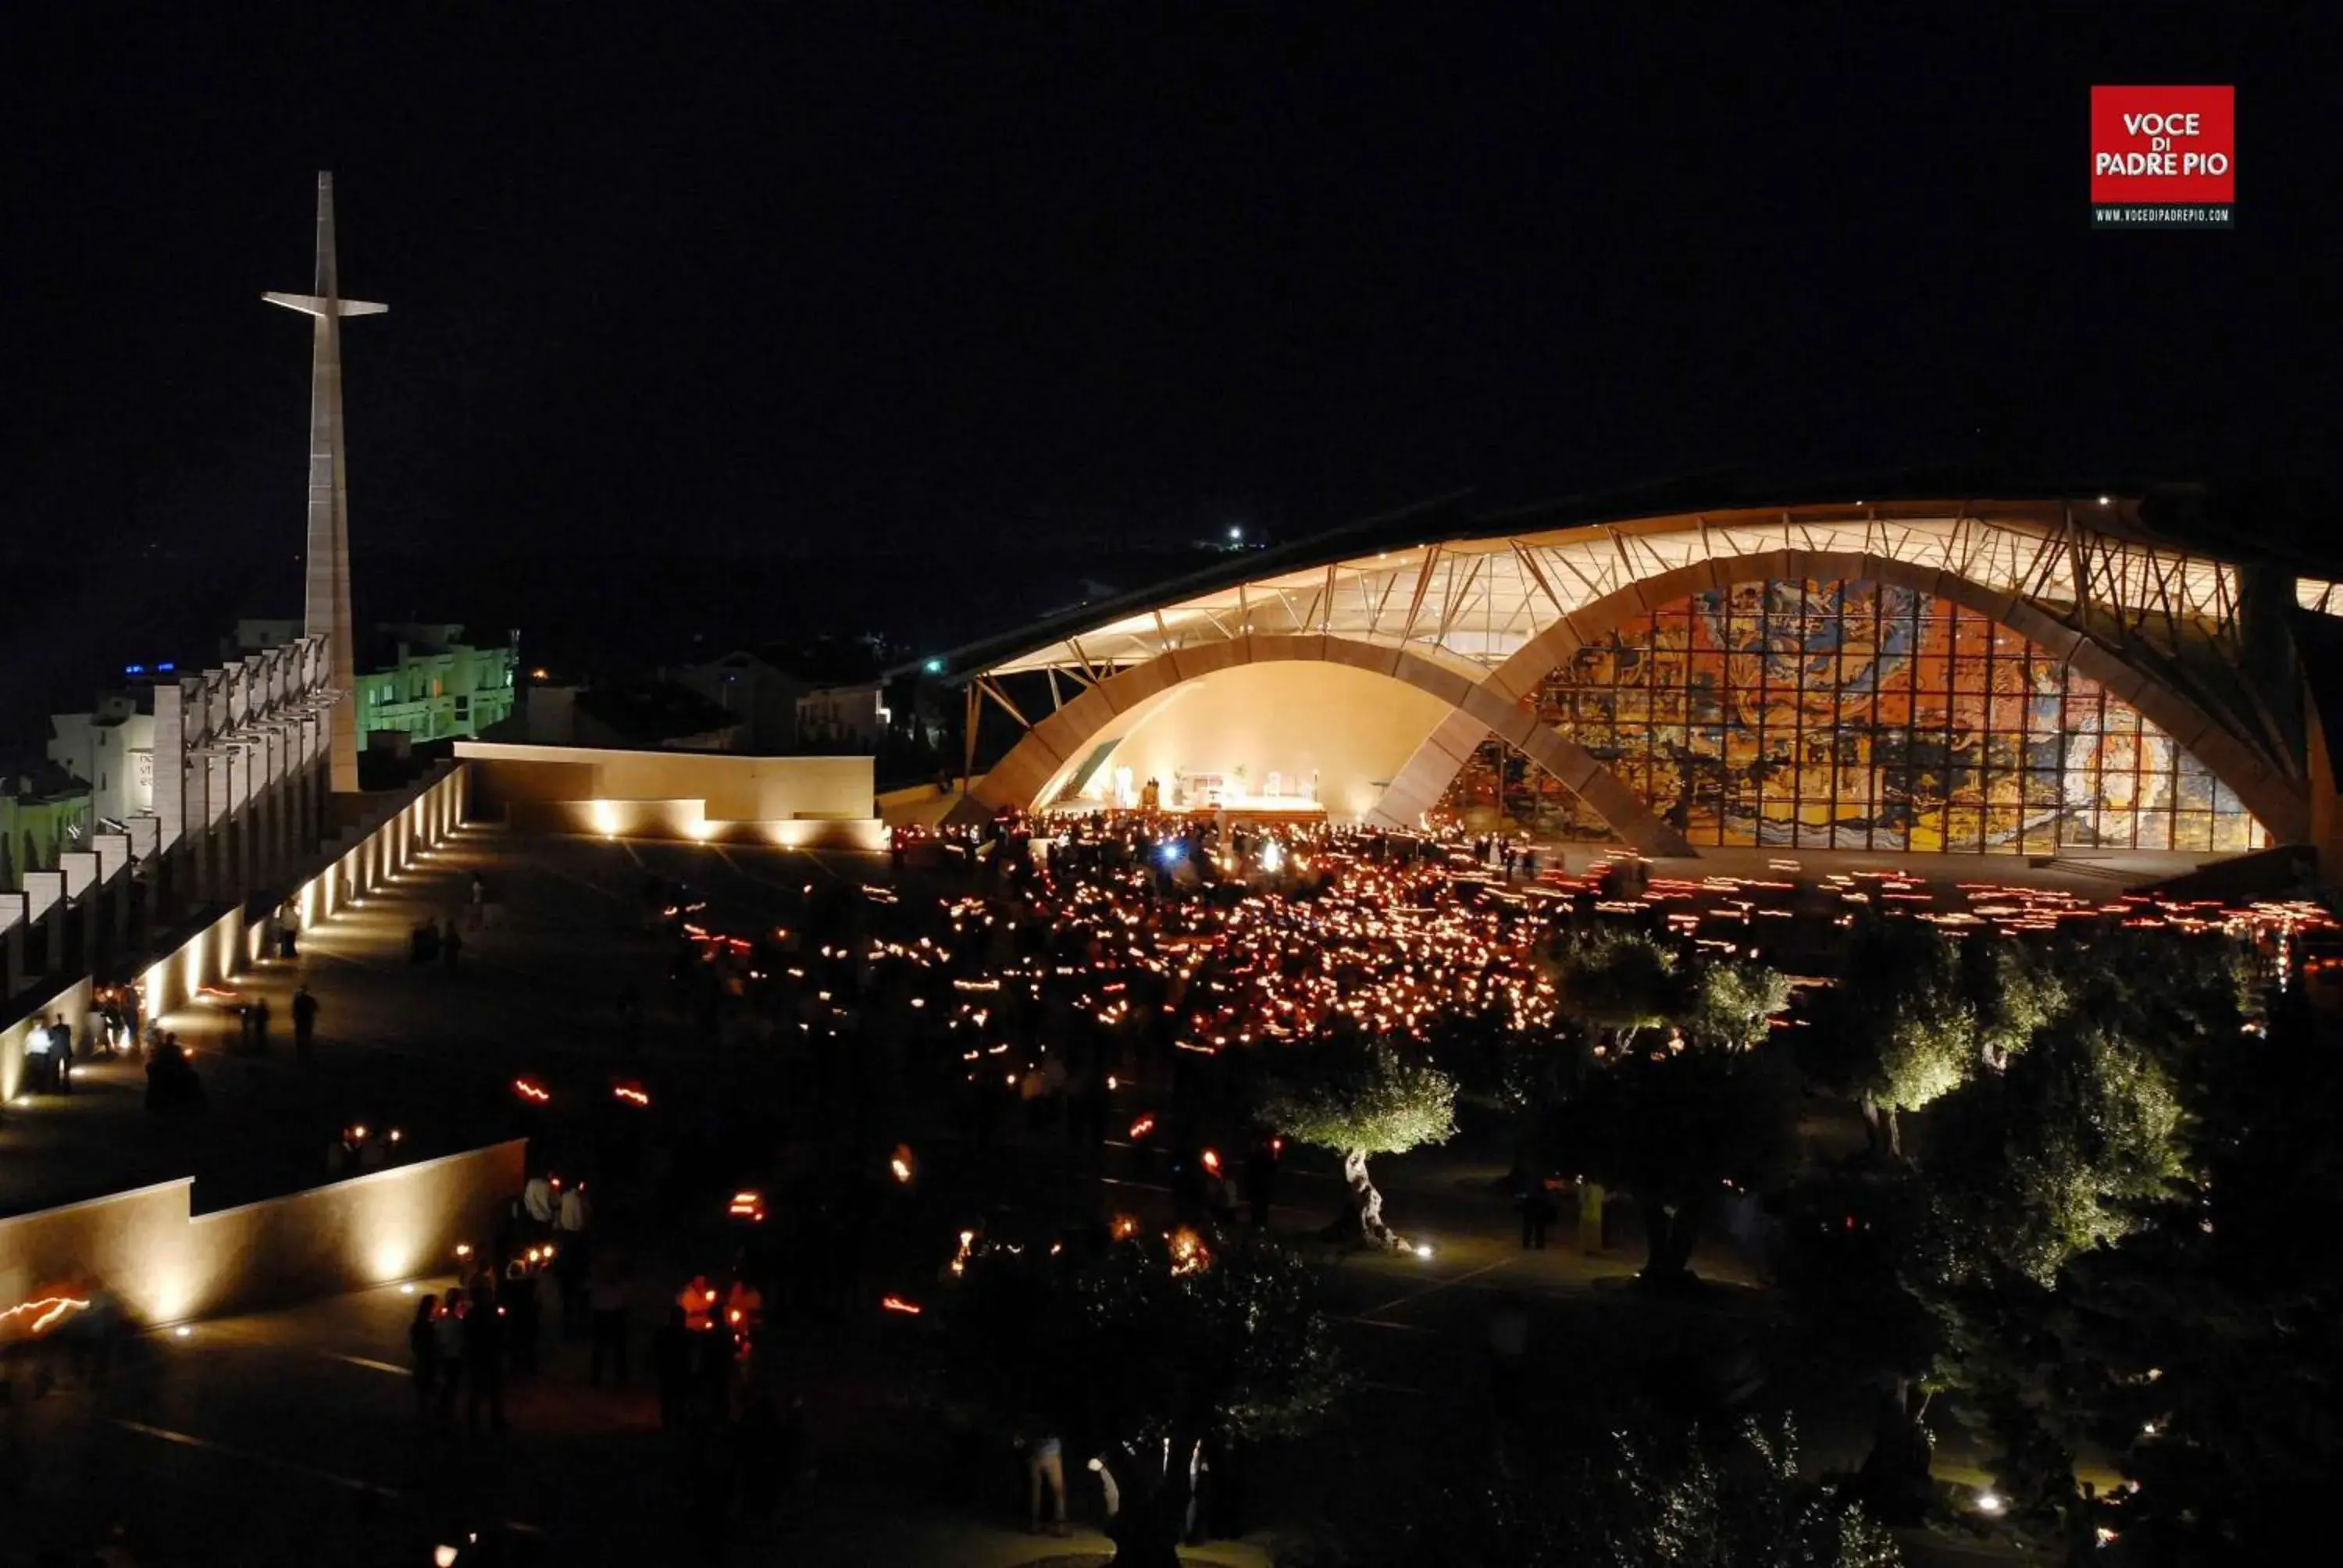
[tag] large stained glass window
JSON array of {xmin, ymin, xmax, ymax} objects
[{"xmin": 1451, "ymin": 578, "xmax": 2263, "ymax": 854}]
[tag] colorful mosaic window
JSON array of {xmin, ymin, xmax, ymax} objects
[{"xmin": 1459, "ymin": 578, "xmax": 2263, "ymax": 854}]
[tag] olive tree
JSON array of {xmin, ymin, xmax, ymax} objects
[
  {"xmin": 1554, "ymin": 927, "xmax": 1681, "ymax": 1051},
  {"xmin": 1557, "ymin": 1036, "xmax": 1801, "ymax": 1285},
  {"xmin": 1255, "ymin": 1036, "xmax": 1457, "ymax": 1252},
  {"xmin": 1807, "ymin": 918, "xmax": 1980, "ymax": 1160},
  {"xmin": 952, "ymin": 1230, "xmax": 1339, "ymax": 1568}
]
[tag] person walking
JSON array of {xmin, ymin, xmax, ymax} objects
[
  {"xmin": 653, "ymin": 1306, "xmax": 692, "ymax": 1430},
  {"xmin": 1243, "ymin": 1135, "xmax": 1282, "ymax": 1228},
  {"xmin": 23, "ymin": 1014, "xmax": 57, "ymax": 1092},
  {"xmin": 1019, "ymin": 1424, "xmax": 1069, "ymax": 1537},
  {"xmin": 556, "ymin": 1179, "xmax": 590, "ymax": 1238},
  {"xmin": 554, "ymin": 1239, "xmax": 590, "ymax": 1337},
  {"xmin": 249, "ymin": 996, "xmax": 271, "ymax": 1055},
  {"xmin": 433, "ymin": 1294, "xmax": 468, "ymax": 1423},
  {"xmin": 588, "ymin": 1255, "xmax": 630, "ymax": 1386},
  {"xmin": 522, "ymin": 1173, "xmax": 555, "ymax": 1230},
  {"xmin": 291, "ymin": 986, "xmax": 319, "ymax": 1062},
  {"xmin": 462, "ymin": 1282, "xmax": 506, "ymax": 1433},
  {"xmin": 502, "ymin": 1259, "xmax": 541, "ymax": 1378},
  {"xmin": 442, "ymin": 918, "xmax": 464, "ymax": 969},
  {"xmin": 408, "ymin": 1295, "xmax": 442, "ymax": 1413},
  {"xmin": 1511, "ymin": 1158, "xmax": 1556, "ymax": 1250}
]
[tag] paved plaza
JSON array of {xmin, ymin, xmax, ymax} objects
[{"xmin": 0, "ymin": 821, "xmax": 2124, "ymax": 1563}]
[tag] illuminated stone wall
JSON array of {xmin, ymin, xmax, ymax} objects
[
  {"xmin": 456, "ymin": 742, "xmax": 877, "ymax": 831},
  {"xmin": 0, "ymin": 1140, "xmax": 524, "ymax": 1330}
]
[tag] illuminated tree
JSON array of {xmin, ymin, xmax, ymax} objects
[
  {"xmin": 1920, "ymin": 1018, "xmax": 2182, "ymax": 1291},
  {"xmin": 952, "ymin": 1230, "xmax": 1339, "ymax": 1568},
  {"xmin": 1899, "ymin": 1017, "xmax": 2185, "ymax": 1536},
  {"xmin": 1966, "ymin": 939, "xmax": 2067, "ymax": 1071},
  {"xmin": 1681, "ymin": 956, "xmax": 1794, "ymax": 1050},
  {"xmin": 2060, "ymin": 1012, "xmax": 2343, "ymax": 1564},
  {"xmin": 1255, "ymin": 1035, "xmax": 1457, "ymax": 1253},
  {"xmin": 1553, "ymin": 927, "xmax": 1681, "ymax": 1050},
  {"xmin": 1804, "ymin": 919, "xmax": 1979, "ymax": 1160}
]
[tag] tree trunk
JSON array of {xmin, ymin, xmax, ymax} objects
[
  {"xmin": 1104, "ymin": 1436, "xmax": 1196, "ymax": 1568},
  {"xmin": 1107, "ymin": 1495, "xmax": 1186, "ymax": 1568},
  {"xmin": 1884, "ymin": 1103, "xmax": 1903, "ymax": 1161},
  {"xmin": 1856, "ymin": 1375, "xmax": 1935, "ymax": 1526},
  {"xmin": 1336, "ymin": 1147, "xmax": 1409, "ymax": 1253},
  {"xmin": 1636, "ymin": 1193, "xmax": 1710, "ymax": 1285},
  {"xmin": 1859, "ymin": 1094, "xmax": 1884, "ymax": 1154}
]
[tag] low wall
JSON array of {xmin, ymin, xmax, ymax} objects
[
  {"xmin": 184, "ymin": 1139, "xmax": 526, "ymax": 1319},
  {"xmin": 458, "ymin": 740, "xmax": 884, "ymax": 850},
  {"xmin": 0, "ymin": 1140, "xmax": 526, "ymax": 1329},
  {"xmin": 458, "ymin": 741, "xmax": 873, "ymax": 821},
  {"xmin": 505, "ymin": 797, "xmax": 886, "ymax": 850},
  {"xmin": 0, "ymin": 1177, "xmax": 191, "ymax": 1326},
  {"xmin": 134, "ymin": 904, "xmax": 248, "ymax": 1026},
  {"xmin": 119, "ymin": 766, "xmax": 470, "ymax": 1028},
  {"xmin": 9, "ymin": 766, "xmax": 467, "ymax": 1113}
]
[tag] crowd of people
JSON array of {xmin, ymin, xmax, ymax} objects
[
  {"xmin": 574, "ymin": 811, "xmax": 1599, "ymax": 1541},
  {"xmin": 394, "ymin": 1156, "xmax": 815, "ymax": 1553},
  {"xmin": 651, "ymin": 813, "xmax": 1582, "ymax": 1174},
  {"xmin": 9, "ymin": 989, "xmax": 211, "ymax": 1114}
]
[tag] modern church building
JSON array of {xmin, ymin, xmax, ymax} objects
[{"xmin": 941, "ymin": 490, "xmax": 2343, "ymax": 877}]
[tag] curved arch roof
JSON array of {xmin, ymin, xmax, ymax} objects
[{"xmin": 977, "ymin": 495, "xmax": 2241, "ymax": 682}]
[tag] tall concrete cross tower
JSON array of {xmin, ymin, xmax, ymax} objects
[{"xmin": 266, "ymin": 172, "xmax": 385, "ymax": 796}]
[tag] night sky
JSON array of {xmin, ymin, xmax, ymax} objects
[{"xmin": 1, "ymin": 5, "xmax": 2338, "ymax": 717}]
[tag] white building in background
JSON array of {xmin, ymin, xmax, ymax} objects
[
  {"xmin": 49, "ymin": 686, "xmax": 159, "ymax": 825},
  {"xmin": 796, "ymin": 681, "xmax": 890, "ymax": 750}
]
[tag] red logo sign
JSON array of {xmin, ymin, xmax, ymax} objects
[{"xmin": 2092, "ymin": 87, "xmax": 2234, "ymax": 226}]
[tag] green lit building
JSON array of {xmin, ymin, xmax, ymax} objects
[
  {"xmin": 235, "ymin": 619, "xmax": 519, "ymax": 746},
  {"xmin": 2, "ymin": 762, "xmax": 93, "ymax": 888}
]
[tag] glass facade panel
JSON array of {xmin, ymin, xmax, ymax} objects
[{"xmin": 1441, "ymin": 577, "xmax": 2266, "ymax": 854}]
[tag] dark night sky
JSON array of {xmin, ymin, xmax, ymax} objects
[{"xmin": 0, "ymin": 4, "xmax": 2338, "ymax": 710}]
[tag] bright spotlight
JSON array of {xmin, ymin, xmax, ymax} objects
[
  {"xmin": 1975, "ymin": 1490, "xmax": 2006, "ymax": 1515},
  {"xmin": 1414, "ymin": 1242, "xmax": 1435, "ymax": 1259}
]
